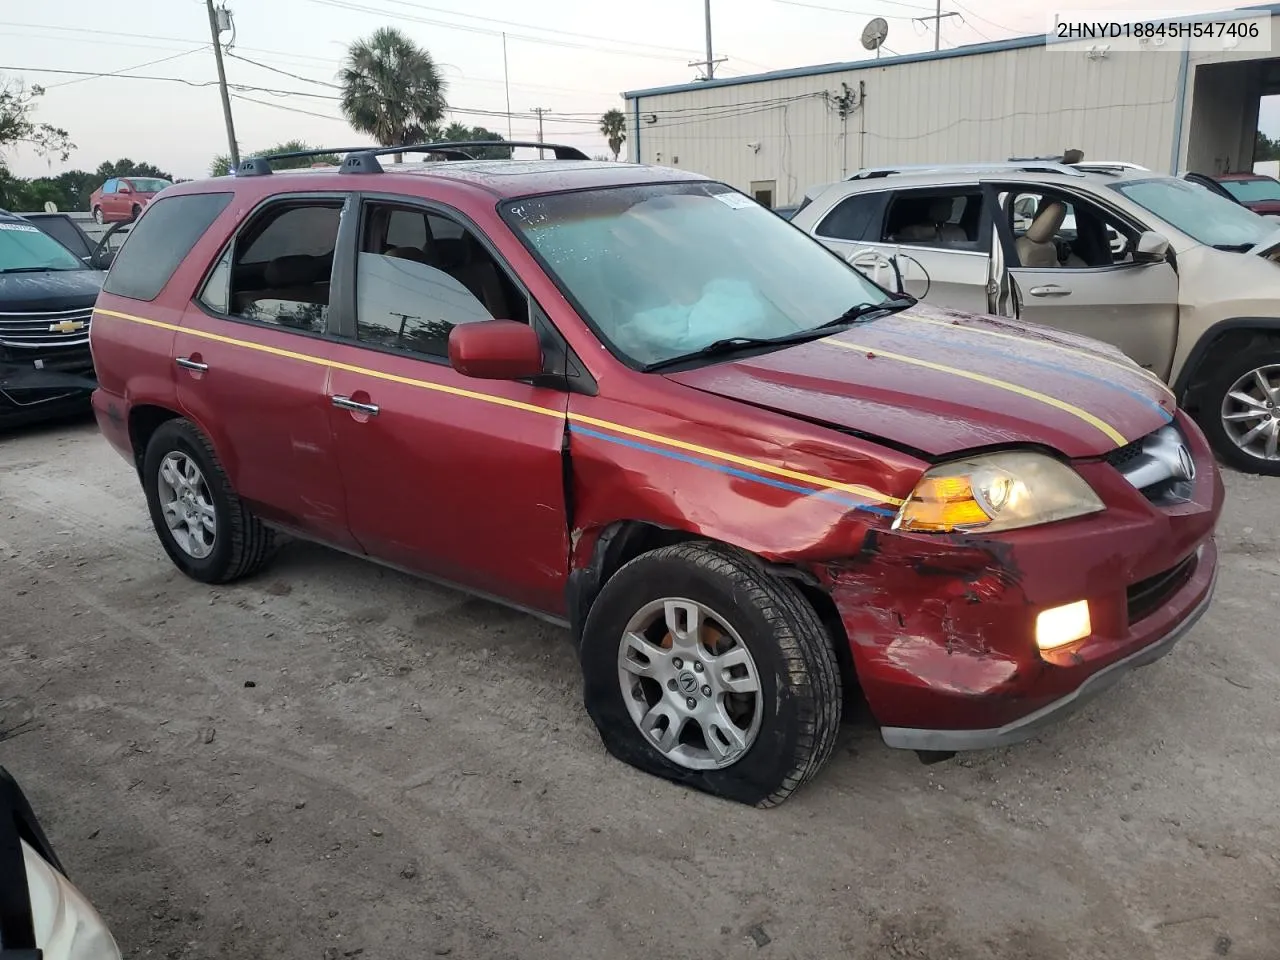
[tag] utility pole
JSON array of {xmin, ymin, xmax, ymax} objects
[
  {"xmin": 914, "ymin": 0, "xmax": 960, "ymax": 51},
  {"xmin": 530, "ymin": 107, "xmax": 550, "ymax": 158},
  {"xmin": 205, "ymin": 0, "xmax": 239, "ymax": 169},
  {"xmin": 689, "ymin": 0, "xmax": 727, "ymax": 81},
  {"xmin": 502, "ymin": 33, "xmax": 513, "ymax": 141}
]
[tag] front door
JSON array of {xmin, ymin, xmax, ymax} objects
[
  {"xmin": 994, "ymin": 185, "xmax": 1181, "ymax": 378},
  {"xmin": 176, "ymin": 193, "xmax": 357, "ymax": 549},
  {"xmin": 325, "ymin": 198, "xmax": 570, "ymax": 615}
]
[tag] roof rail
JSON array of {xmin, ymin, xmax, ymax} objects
[
  {"xmin": 847, "ymin": 161, "xmax": 1085, "ymax": 180},
  {"xmin": 235, "ymin": 140, "xmax": 590, "ymax": 177}
]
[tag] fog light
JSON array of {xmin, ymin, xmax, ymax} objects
[{"xmin": 1035, "ymin": 600, "xmax": 1091, "ymax": 650}]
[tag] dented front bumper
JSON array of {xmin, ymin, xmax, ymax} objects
[{"xmin": 824, "ymin": 436, "xmax": 1224, "ymax": 752}]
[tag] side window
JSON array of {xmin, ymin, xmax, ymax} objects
[
  {"xmin": 103, "ymin": 180, "xmax": 117, "ymax": 195},
  {"xmin": 200, "ymin": 201, "xmax": 342, "ymax": 332},
  {"xmin": 882, "ymin": 189, "xmax": 985, "ymax": 250},
  {"xmin": 1006, "ymin": 191, "xmax": 1135, "ymax": 269},
  {"xmin": 102, "ymin": 192, "xmax": 233, "ymax": 302},
  {"xmin": 815, "ymin": 192, "xmax": 882, "ymax": 242},
  {"xmin": 353, "ymin": 202, "xmax": 529, "ymax": 359}
]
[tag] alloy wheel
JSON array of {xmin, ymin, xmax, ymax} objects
[
  {"xmin": 617, "ymin": 597, "xmax": 763, "ymax": 770},
  {"xmin": 1220, "ymin": 363, "xmax": 1280, "ymax": 462},
  {"xmin": 157, "ymin": 452, "xmax": 217, "ymax": 559}
]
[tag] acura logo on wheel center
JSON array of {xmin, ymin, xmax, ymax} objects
[{"xmin": 678, "ymin": 672, "xmax": 698, "ymax": 694}]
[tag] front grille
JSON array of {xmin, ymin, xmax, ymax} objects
[
  {"xmin": 1106, "ymin": 425, "xmax": 1195, "ymax": 505},
  {"xmin": 1127, "ymin": 553, "xmax": 1196, "ymax": 624},
  {"xmin": 0, "ymin": 307, "xmax": 93, "ymax": 348}
]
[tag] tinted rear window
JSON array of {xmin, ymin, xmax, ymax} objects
[{"xmin": 102, "ymin": 192, "xmax": 233, "ymax": 302}]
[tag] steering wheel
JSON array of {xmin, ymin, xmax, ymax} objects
[{"xmin": 844, "ymin": 248, "xmax": 904, "ymax": 294}]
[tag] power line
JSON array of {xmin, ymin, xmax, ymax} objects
[
  {"xmin": 225, "ymin": 51, "xmax": 341, "ymax": 88},
  {"xmin": 773, "ymin": 0, "xmax": 932, "ymax": 15},
  {"xmin": 41, "ymin": 48, "xmax": 204, "ymax": 89},
  {"xmin": 951, "ymin": 1, "xmax": 1021, "ymax": 34}
]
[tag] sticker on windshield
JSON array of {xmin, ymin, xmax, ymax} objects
[
  {"xmin": 712, "ymin": 191, "xmax": 757, "ymax": 210},
  {"xmin": 0, "ymin": 222, "xmax": 40, "ymax": 232}
]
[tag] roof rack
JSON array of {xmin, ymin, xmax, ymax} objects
[
  {"xmin": 235, "ymin": 140, "xmax": 590, "ymax": 177},
  {"xmin": 847, "ymin": 161, "xmax": 1086, "ymax": 180}
]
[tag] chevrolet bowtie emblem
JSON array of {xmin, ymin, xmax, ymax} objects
[{"xmin": 49, "ymin": 320, "xmax": 86, "ymax": 333}]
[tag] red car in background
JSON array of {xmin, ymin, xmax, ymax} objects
[
  {"xmin": 1204, "ymin": 171, "xmax": 1280, "ymax": 216},
  {"xmin": 89, "ymin": 176, "xmax": 171, "ymax": 224}
]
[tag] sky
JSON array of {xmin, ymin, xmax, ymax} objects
[{"xmin": 1, "ymin": 0, "xmax": 1276, "ymax": 180}]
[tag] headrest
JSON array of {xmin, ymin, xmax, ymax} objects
[
  {"xmin": 927, "ymin": 198, "xmax": 955, "ymax": 222},
  {"xmin": 1026, "ymin": 201, "xmax": 1067, "ymax": 243}
]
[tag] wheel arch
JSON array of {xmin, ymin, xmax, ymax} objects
[
  {"xmin": 566, "ymin": 520, "xmax": 860, "ymax": 703},
  {"xmin": 1174, "ymin": 317, "xmax": 1280, "ymax": 410},
  {"xmin": 128, "ymin": 403, "xmax": 183, "ymax": 475}
]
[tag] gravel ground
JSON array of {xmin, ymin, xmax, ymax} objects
[{"xmin": 1, "ymin": 415, "xmax": 1276, "ymax": 960}]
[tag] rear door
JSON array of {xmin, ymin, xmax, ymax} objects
[
  {"xmin": 176, "ymin": 192, "xmax": 357, "ymax": 549},
  {"xmin": 991, "ymin": 184, "xmax": 1180, "ymax": 377},
  {"xmin": 812, "ymin": 185, "xmax": 995, "ymax": 312},
  {"xmin": 324, "ymin": 196, "xmax": 571, "ymax": 615}
]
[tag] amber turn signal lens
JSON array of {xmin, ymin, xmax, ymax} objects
[{"xmin": 894, "ymin": 475, "xmax": 993, "ymax": 532}]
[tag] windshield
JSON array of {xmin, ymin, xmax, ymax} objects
[
  {"xmin": 126, "ymin": 178, "xmax": 170, "ymax": 193},
  {"xmin": 502, "ymin": 182, "xmax": 889, "ymax": 367},
  {"xmin": 0, "ymin": 220, "xmax": 85, "ymax": 272},
  {"xmin": 1112, "ymin": 176, "xmax": 1275, "ymax": 248},
  {"xmin": 1220, "ymin": 177, "xmax": 1280, "ymax": 203}
]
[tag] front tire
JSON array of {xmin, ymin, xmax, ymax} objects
[
  {"xmin": 92, "ymin": 206, "xmax": 103, "ymax": 225},
  {"xmin": 1196, "ymin": 348, "xmax": 1280, "ymax": 476},
  {"xmin": 142, "ymin": 419, "xmax": 277, "ymax": 583},
  {"xmin": 129, "ymin": 204, "xmax": 141, "ymax": 222},
  {"xmin": 580, "ymin": 542, "xmax": 842, "ymax": 807}
]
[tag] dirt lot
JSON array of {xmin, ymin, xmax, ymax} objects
[{"xmin": 2, "ymin": 416, "xmax": 1277, "ymax": 960}]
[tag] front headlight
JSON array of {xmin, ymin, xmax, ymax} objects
[{"xmin": 892, "ymin": 452, "xmax": 1104, "ymax": 534}]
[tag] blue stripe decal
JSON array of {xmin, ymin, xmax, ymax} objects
[
  {"xmin": 570, "ymin": 425, "xmax": 898, "ymax": 518},
  {"xmin": 876, "ymin": 322, "xmax": 1173, "ymax": 423}
]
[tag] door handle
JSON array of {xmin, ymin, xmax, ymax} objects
[
  {"xmin": 175, "ymin": 357, "xmax": 209, "ymax": 372},
  {"xmin": 331, "ymin": 395, "xmax": 380, "ymax": 416},
  {"xmin": 1029, "ymin": 284, "xmax": 1071, "ymax": 298}
]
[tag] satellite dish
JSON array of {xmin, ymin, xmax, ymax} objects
[{"xmin": 862, "ymin": 17, "xmax": 889, "ymax": 55}]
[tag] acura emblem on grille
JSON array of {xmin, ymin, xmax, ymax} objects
[{"xmin": 48, "ymin": 320, "xmax": 86, "ymax": 334}]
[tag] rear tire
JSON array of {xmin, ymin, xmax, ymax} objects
[
  {"xmin": 142, "ymin": 418, "xmax": 277, "ymax": 583},
  {"xmin": 1196, "ymin": 347, "xmax": 1280, "ymax": 476},
  {"xmin": 129, "ymin": 204, "xmax": 141, "ymax": 222},
  {"xmin": 580, "ymin": 542, "xmax": 842, "ymax": 807}
]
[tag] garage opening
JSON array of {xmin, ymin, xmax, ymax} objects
[{"xmin": 1185, "ymin": 58, "xmax": 1280, "ymax": 176}]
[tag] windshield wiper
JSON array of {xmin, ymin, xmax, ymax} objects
[
  {"xmin": 643, "ymin": 297, "xmax": 916, "ymax": 372},
  {"xmin": 1212, "ymin": 242, "xmax": 1254, "ymax": 252},
  {"xmin": 0, "ymin": 266, "xmax": 60, "ymax": 274}
]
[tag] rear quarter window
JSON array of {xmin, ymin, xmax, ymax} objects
[{"xmin": 102, "ymin": 192, "xmax": 233, "ymax": 302}]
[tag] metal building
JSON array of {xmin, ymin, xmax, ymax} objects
[{"xmin": 622, "ymin": 3, "xmax": 1280, "ymax": 207}]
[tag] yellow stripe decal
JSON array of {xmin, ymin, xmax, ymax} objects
[
  {"xmin": 93, "ymin": 307, "xmax": 903, "ymax": 507},
  {"xmin": 900, "ymin": 313, "xmax": 1174, "ymax": 396},
  {"xmin": 826, "ymin": 338, "xmax": 1129, "ymax": 446}
]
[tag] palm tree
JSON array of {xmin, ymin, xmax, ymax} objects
[
  {"xmin": 339, "ymin": 27, "xmax": 447, "ymax": 161},
  {"xmin": 600, "ymin": 109, "xmax": 627, "ymax": 161}
]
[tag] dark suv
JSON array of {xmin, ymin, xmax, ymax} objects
[
  {"xmin": 0, "ymin": 210, "xmax": 102, "ymax": 427},
  {"xmin": 88, "ymin": 142, "xmax": 1220, "ymax": 806}
]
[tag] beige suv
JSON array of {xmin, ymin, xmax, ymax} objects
[{"xmin": 791, "ymin": 160, "xmax": 1280, "ymax": 475}]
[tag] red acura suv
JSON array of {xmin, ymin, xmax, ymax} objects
[{"xmin": 87, "ymin": 142, "xmax": 1222, "ymax": 806}]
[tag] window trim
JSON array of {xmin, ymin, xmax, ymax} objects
[
  {"xmin": 878, "ymin": 185, "xmax": 992, "ymax": 254},
  {"xmin": 343, "ymin": 193, "xmax": 595, "ymax": 395},
  {"xmin": 191, "ymin": 191, "xmax": 355, "ymax": 343}
]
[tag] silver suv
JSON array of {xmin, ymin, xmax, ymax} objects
[{"xmin": 792, "ymin": 160, "xmax": 1280, "ymax": 475}]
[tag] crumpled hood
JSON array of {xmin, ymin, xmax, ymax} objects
[
  {"xmin": 0, "ymin": 270, "xmax": 104, "ymax": 313},
  {"xmin": 664, "ymin": 303, "xmax": 1176, "ymax": 459}
]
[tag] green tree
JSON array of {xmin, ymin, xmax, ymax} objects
[
  {"xmin": 0, "ymin": 76, "xmax": 73, "ymax": 162},
  {"xmin": 600, "ymin": 108, "xmax": 626, "ymax": 162},
  {"xmin": 423, "ymin": 122, "xmax": 512, "ymax": 159},
  {"xmin": 1256, "ymin": 130, "xmax": 1280, "ymax": 163},
  {"xmin": 95, "ymin": 158, "xmax": 173, "ymax": 181},
  {"xmin": 210, "ymin": 140, "xmax": 340, "ymax": 177},
  {"xmin": 339, "ymin": 27, "xmax": 447, "ymax": 160}
]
